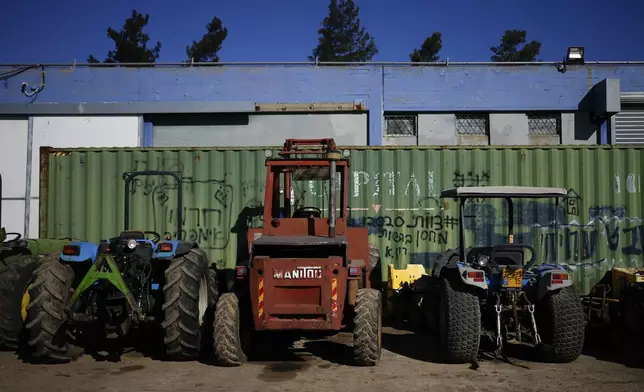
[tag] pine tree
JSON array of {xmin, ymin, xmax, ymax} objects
[
  {"xmin": 490, "ymin": 30, "xmax": 541, "ymax": 62},
  {"xmin": 309, "ymin": 0, "xmax": 378, "ymax": 62},
  {"xmin": 186, "ymin": 16, "xmax": 228, "ymax": 63},
  {"xmin": 410, "ymin": 32, "xmax": 443, "ymax": 62},
  {"xmin": 87, "ymin": 9, "xmax": 161, "ymax": 64}
]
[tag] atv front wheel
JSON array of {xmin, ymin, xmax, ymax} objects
[
  {"xmin": 162, "ymin": 248, "xmax": 217, "ymax": 360},
  {"xmin": 25, "ymin": 252, "xmax": 83, "ymax": 363},
  {"xmin": 213, "ymin": 293, "xmax": 250, "ymax": 366},
  {"xmin": 535, "ymin": 287, "xmax": 585, "ymax": 363},
  {"xmin": 353, "ymin": 288, "xmax": 382, "ymax": 366},
  {"xmin": 438, "ymin": 277, "xmax": 481, "ymax": 363},
  {"xmin": 0, "ymin": 255, "xmax": 39, "ymax": 350}
]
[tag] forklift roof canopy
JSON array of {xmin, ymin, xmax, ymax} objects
[{"xmin": 440, "ymin": 186, "xmax": 568, "ymax": 199}]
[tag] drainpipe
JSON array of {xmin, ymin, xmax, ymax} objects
[{"xmin": 327, "ymin": 150, "xmax": 341, "ymax": 237}]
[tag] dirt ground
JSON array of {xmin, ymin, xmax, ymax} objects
[{"xmin": 0, "ymin": 327, "xmax": 643, "ymax": 392}]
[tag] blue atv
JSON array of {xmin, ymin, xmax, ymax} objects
[
  {"xmin": 24, "ymin": 171, "xmax": 218, "ymax": 363},
  {"xmin": 424, "ymin": 186, "xmax": 585, "ymax": 364}
]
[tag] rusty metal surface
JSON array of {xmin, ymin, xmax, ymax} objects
[
  {"xmin": 250, "ymin": 256, "xmax": 347, "ymax": 330},
  {"xmin": 252, "ymin": 235, "xmax": 348, "ymax": 246}
]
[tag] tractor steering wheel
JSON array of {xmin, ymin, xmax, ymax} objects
[
  {"xmin": 144, "ymin": 231, "xmax": 161, "ymax": 243},
  {"xmin": 292, "ymin": 206, "xmax": 322, "ymax": 219}
]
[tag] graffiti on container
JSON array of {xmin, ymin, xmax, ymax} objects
[
  {"xmin": 537, "ymin": 217, "xmax": 644, "ymax": 263},
  {"xmin": 588, "ymin": 205, "xmax": 626, "ymax": 219},
  {"xmin": 158, "ymin": 207, "xmax": 230, "ymax": 249},
  {"xmin": 241, "ymin": 180, "xmax": 264, "ymax": 199},
  {"xmin": 131, "ymin": 158, "xmax": 187, "ymax": 177},
  {"xmin": 452, "ymin": 170, "xmax": 491, "ymax": 188},
  {"xmin": 614, "ymin": 173, "xmax": 641, "ymax": 194},
  {"xmin": 349, "ymin": 213, "xmax": 459, "ymax": 263},
  {"xmin": 564, "ymin": 189, "xmax": 582, "ymax": 216},
  {"xmin": 349, "ymin": 170, "xmax": 437, "ymax": 198},
  {"xmin": 128, "ymin": 173, "xmax": 234, "ymax": 250}
]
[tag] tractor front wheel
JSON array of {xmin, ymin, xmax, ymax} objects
[
  {"xmin": 438, "ymin": 277, "xmax": 481, "ymax": 363},
  {"xmin": 162, "ymin": 248, "xmax": 217, "ymax": 360},
  {"xmin": 25, "ymin": 253, "xmax": 83, "ymax": 363},
  {"xmin": 0, "ymin": 255, "xmax": 39, "ymax": 350},
  {"xmin": 535, "ymin": 287, "xmax": 585, "ymax": 363},
  {"xmin": 353, "ymin": 288, "xmax": 382, "ymax": 366},
  {"xmin": 213, "ymin": 293, "xmax": 250, "ymax": 366}
]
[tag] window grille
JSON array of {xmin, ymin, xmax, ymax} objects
[
  {"xmin": 385, "ymin": 115, "xmax": 417, "ymax": 137},
  {"xmin": 456, "ymin": 114, "xmax": 488, "ymax": 135},
  {"xmin": 528, "ymin": 114, "xmax": 561, "ymax": 135}
]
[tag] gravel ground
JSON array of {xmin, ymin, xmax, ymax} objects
[{"xmin": 0, "ymin": 327, "xmax": 643, "ymax": 392}]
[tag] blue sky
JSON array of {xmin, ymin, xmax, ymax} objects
[{"xmin": 2, "ymin": 0, "xmax": 643, "ymax": 64}]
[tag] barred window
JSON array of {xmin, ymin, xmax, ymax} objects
[
  {"xmin": 528, "ymin": 114, "xmax": 561, "ymax": 135},
  {"xmin": 384, "ymin": 114, "xmax": 417, "ymax": 137},
  {"xmin": 456, "ymin": 114, "xmax": 488, "ymax": 135}
]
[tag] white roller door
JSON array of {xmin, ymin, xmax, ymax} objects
[{"xmin": 614, "ymin": 107, "xmax": 644, "ymax": 144}]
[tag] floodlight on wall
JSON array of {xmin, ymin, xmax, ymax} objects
[{"xmin": 566, "ymin": 47, "xmax": 585, "ymax": 64}]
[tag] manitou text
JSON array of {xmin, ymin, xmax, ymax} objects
[{"xmin": 273, "ymin": 266, "xmax": 323, "ymax": 280}]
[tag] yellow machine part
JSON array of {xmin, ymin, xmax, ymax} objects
[
  {"xmin": 386, "ymin": 264, "xmax": 427, "ymax": 314},
  {"xmin": 612, "ymin": 267, "xmax": 644, "ymax": 299},
  {"xmin": 387, "ymin": 264, "xmax": 427, "ymax": 291}
]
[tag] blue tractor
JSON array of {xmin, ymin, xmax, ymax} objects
[
  {"xmin": 423, "ymin": 186, "xmax": 585, "ymax": 364},
  {"xmin": 24, "ymin": 171, "xmax": 219, "ymax": 363}
]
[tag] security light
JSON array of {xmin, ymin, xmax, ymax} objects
[{"xmin": 566, "ymin": 47, "xmax": 585, "ymax": 64}]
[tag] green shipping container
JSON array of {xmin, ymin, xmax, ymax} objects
[{"xmin": 40, "ymin": 145, "xmax": 644, "ymax": 295}]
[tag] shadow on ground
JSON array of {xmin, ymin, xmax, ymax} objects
[{"xmin": 581, "ymin": 325, "xmax": 644, "ymax": 370}]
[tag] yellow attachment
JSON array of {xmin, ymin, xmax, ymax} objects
[
  {"xmin": 387, "ymin": 264, "xmax": 427, "ymax": 292},
  {"xmin": 612, "ymin": 267, "xmax": 644, "ymax": 299},
  {"xmin": 21, "ymin": 285, "xmax": 32, "ymax": 322}
]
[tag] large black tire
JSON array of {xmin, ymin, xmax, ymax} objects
[
  {"xmin": 535, "ymin": 287, "xmax": 585, "ymax": 363},
  {"xmin": 438, "ymin": 277, "xmax": 481, "ymax": 363},
  {"xmin": 162, "ymin": 248, "xmax": 217, "ymax": 360},
  {"xmin": 25, "ymin": 252, "xmax": 82, "ymax": 363},
  {"xmin": 213, "ymin": 293, "xmax": 248, "ymax": 366},
  {"xmin": 432, "ymin": 248, "xmax": 460, "ymax": 277},
  {"xmin": 353, "ymin": 288, "xmax": 382, "ymax": 366},
  {"xmin": 0, "ymin": 255, "xmax": 39, "ymax": 350}
]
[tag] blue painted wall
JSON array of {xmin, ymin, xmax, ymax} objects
[{"xmin": 2, "ymin": 64, "xmax": 644, "ymax": 145}]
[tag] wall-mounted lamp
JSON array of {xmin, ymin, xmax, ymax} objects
[
  {"xmin": 566, "ymin": 47, "xmax": 585, "ymax": 64},
  {"xmin": 555, "ymin": 46, "xmax": 586, "ymax": 74}
]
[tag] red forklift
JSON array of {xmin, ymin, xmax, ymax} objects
[{"xmin": 213, "ymin": 138, "xmax": 382, "ymax": 366}]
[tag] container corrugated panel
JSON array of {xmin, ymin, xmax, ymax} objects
[{"xmin": 41, "ymin": 145, "xmax": 644, "ymax": 295}]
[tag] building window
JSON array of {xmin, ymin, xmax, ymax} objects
[
  {"xmin": 384, "ymin": 114, "xmax": 417, "ymax": 137},
  {"xmin": 456, "ymin": 114, "xmax": 488, "ymax": 135},
  {"xmin": 528, "ymin": 113, "xmax": 561, "ymax": 135}
]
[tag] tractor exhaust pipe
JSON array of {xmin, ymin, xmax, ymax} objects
[{"xmin": 329, "ymin": 159, "xmax": 336, "ymax": 238}]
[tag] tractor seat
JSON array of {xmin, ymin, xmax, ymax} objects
[
  {"xmin": 490, "ymin": 244, "xmax": 525, "ymax": 268},
  {"xmin": 119, "ymin": 230, "xmax": 145, "ymax": 240}
]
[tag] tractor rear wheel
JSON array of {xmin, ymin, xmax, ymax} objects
[
  {"xmin": 213, "ymin": 293, "xmax": 249, "ymax": 366},
  {"xmin": 25, "ymin": 252, "xmax": 83, "ymax": 363},
  {"xmin": 162, "ymin": 248, "xmax": 217, "ymax": 360},
  {"xmin": 0, "ymin": 255, "xmax": 39, "ymax": 350},
  {"xmin": 535, "ymin": 287, "xmax": 585, "ymax": 363},
  {"xmin": 438, "ymin": 277, "xmax": 481, "ymax": 363},
  {"xmin": 353, "ymin": 288, "xmax": 382, "ymax": 366}
]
